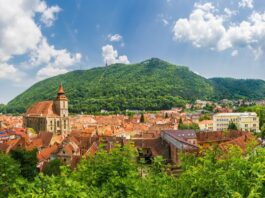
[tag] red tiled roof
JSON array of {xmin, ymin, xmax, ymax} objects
[
  {"xmin": 26, "ymin": 101, "xmax": 59, "ymax": 117},
  {"xmin": 84, "ymin": 142, "xmax": 98, "ymax": 157},
  {"xmin": 64, "ymin": 144, "xmax": 74, "ymax": 156},
  {"xmin": 37, "ymin": 132, "xmax": 53, "ymax": 147},
  {"xmin": 37, "ymin": 144, "xmax": 58, "ymax": 161},
  {"xmin": 219, "ymin": 132, "xmax": 258, "ymax": 152},
  {"xmin": 26, "ymin": 138, "xmax": 43, "ymax": 150}
]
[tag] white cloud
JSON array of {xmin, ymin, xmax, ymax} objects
[
  {"xmin": 239, "ymin": 0, "xmax": 254, "ymax": 9},
  {"xmin": 224, "ymin": 8, "xmax": 237, "ymax": 18},
  {"xmin": 33, "ymin": 38, "xmax": 82, "ymax": 79},
  {"xmin": 37, "ymin": 1, "xmax": 61, "ymax": 27},
  {"xmin": 0, "ymin": 63, "xmax": 22, "ymax": 81},
  {"xmin": 102, "ymin": 45, "xmax": 130, "ymax": 65},
  {"xmin": 173, "ymin": 3, "xmax": 225, "ymax": 49},
  {"xmin": 0, "ymin": 0, "xmax": 81, "ymax": 81},
  {"xmin": 0, "ymin": 0, "xmax": 42, "ymax": 62},
  {"xmin": 173, "ymin": 2, "xmax": 265, "ymax": 58},
  {"xmin": 37, "ymin": 66, "xmax": 68, "ymax": 80},
  {"xmin": 108, "ymin": 34, "xmax": 123, "ymax": 42}
]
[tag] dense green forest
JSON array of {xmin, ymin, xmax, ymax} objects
[
  {"xmin": 4, "ymin": 58, "xmax": 265, "ymax": 114},
  {"xmin": 1, "ymin": 142, "xmax": 265, "ymax": 197}
]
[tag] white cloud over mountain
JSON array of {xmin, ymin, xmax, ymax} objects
[
  {"xmin": 0, "ymin": 0, "xmax": 81, "ymax": 81},
  {"xmin": 173, "ymin": 2, "xmax": 265, "ymax": 58},
  {"xmin": 102, "ymin": 45, "xmax": 129, "ymax": 65}
]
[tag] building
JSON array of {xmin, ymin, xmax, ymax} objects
[
  {"xmin": 161, "ymin": 130, "xmax": 198, "ymax": 163},
  {"xmin": 23, "ymin": 84, "xmax": 70, "ymax": 136},
  {"xmin": 213, "ymin": 112, "xmax": 259, "ymax": 132},
  {"xmin": 199, "ymin": 120, "xmax": 213, "ymax": 131}
]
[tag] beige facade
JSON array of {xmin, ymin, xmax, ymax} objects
[
  {"xmin": 213, "ymin": 112, "xmax": 259, "ymax": 132},
  {"xmin": 199, "ymin": 120, "xmax": 213, "ymax": 131},
  {"xmin": 23, "ymin": 85, "xmax": 70, "ymax": 136}
]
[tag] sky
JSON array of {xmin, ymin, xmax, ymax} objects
[{"xmin": 1, "ymin": 0, "xmax": 265, "ymax": 103}]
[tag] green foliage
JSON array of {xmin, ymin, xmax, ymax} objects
[
  {"xmin": 199, "ymin": 114, "xmax": 211, "ymax": 121},
  {"xmin": 176, "ymin": 146, "xmax": 265, "ymax": 197},
  {"xmin": 0, "ymin": 104, "xmax": 6, "ymax": 114},
  {"xmin": 10, "ymin": 143, "xmax": 178, "ymax": 197},
  {"xmin": 0, "ymin": 153, "xmax": 21, "ymax": 197},
  {"xmin": 11, "ymin": 148, "xmax": 38, "ymax": 180},
  {"xmin": 179, "ymin": 122, "xmax": 200, "ymax": 130},
  {"xmin": 210, "ymin": 77, "xmax": 265, "ymax": 100},
  {"xmin": 6, "ymin": 58, "xmax": 215, "ymax": 113},
  {"xmin": 228, "ymin": 121, "xmax": 238, "ymax": 130},
  {"xmin": 260, "ymin": 123, "xmax": 265, "ymax": 140},
  {"xmin": 43, "ymin": 159, "xmax": 62, "ymax": 176},
  {"xmin": 6, "ymin": 59, "xmax": 265, "ymax": 114},
  {"xmin": 203, "ymin": 103, "xmax": 214, "ymax": 112},
  {"xmin": 4, "ymin": 142, "xmax": 265, "ymax": 197}
]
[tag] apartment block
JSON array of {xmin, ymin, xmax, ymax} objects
[{"xmin": 213, "ymin": 112, "xmax": 259, "ymax": 132}]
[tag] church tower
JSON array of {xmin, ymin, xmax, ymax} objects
[{"xmin": 54, "ymin": 84, "xmax": 69, "ymax": 117}]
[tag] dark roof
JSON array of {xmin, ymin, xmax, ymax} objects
[{"xmin": 162, "ymin": 130, "xmax": 197, "ymax": 140}]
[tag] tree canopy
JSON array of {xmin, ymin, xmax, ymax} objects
[{"xmin": 1, "ymin": 141, "xmax": 265, "ymax": 197}]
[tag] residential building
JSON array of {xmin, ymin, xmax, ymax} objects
[
  {"xmin": 23, "ymin": 84, "xmax": 70, "ymax": 136},
  {"xmin": 199, "ymin": 120, "xmax": 213, "ymax": 131},
  {"xmin": 213, "ymin": 112, "xmax": 259, "ymax": 132}
]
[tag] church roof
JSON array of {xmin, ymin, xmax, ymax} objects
[
  {"xmin": 58, "ymin": 84, "xmax": 65, "ymax": 94},
  {"xmin": 26, "ymin": 101, "xmax": 59, "ymax": 117},
  {"xmin": 56, "ymin": 84, "xmax": 68, "ymax": 100}
]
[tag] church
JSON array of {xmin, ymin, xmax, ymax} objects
[{"xmin": 23, "ymin": 84, "xmax": 70, "ymax": 136}]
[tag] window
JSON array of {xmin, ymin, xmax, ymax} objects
[
  {"xmin": 57, "ymin": 121, "xmax": 60, "ymax": 127},
  {"xmin": 245, "ymin": 124, "xmax": 248, "ymax": 127}
]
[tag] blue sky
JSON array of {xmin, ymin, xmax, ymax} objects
[{"xmin": 0, "ymin": 0, "xmax": 265, "ymax": 103}]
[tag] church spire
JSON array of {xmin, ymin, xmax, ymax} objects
[
  {"xmin": 58, "ymin": 83, "xmax": 65, "ymax": 94},
  {"xmin": 56, "ymin": 83, "xmax": 67, "ymax": 100}
]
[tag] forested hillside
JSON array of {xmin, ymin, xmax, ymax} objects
[
  {"xmin": 4, "ymin": 58, "xmax": 265, "ymax": 114},
  {"xmin": 6, "ymin": 58, "xmax": 214, "ymax": 113}
]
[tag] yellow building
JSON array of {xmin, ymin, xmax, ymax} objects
[
  {"xmin": 213, "ymin": 112, "xmax": 259, "ymax": 132},
  {"xmin": 199, "ymin": 120, "xmax": 213, "ymax": 131}
]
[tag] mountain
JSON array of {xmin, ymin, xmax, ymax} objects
[
  {"xmin": 210, "ymin": 78, "xmax": 265, "ymax": 100},
  {"xmin": 6, "ymin": 58, "xmax": 215, "ymax": 113},
  {"xmin": 5, "ymin": 58, "xmax": 265, "ymax": 113}
]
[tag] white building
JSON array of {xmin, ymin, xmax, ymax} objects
[{"xmin": 213, "ymin": 112, "xmax": 259, "ymax": 132}]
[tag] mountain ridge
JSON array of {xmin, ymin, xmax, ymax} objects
[{"xmin": 4, "ymin": 58, "xmax": 265, "ymax": 113}]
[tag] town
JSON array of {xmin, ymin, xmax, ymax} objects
[{"xmin": 0, "ymin": 84, "xmax": 263, "ymax": 172}]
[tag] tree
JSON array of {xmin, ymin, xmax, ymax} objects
[
  {"xmin": 43, "ymin": 159, "xmax": 62, "ymax": 176},
  {"xmin": 199, "ymin": 114, "xmax": 211, "ymax": 121},
  {"xmin": 0, "ymin": 153, "xmax": 21, "ymax": 197},
  {"xmin": 261, "ymin": 123, "xmax": 265, "ymax": 140},
  {"xmin": 11, "ymin": 148, "xmax": 38, "ymax": 180},
  {"xmin": 228, "ymin": 122, "xmax": 238, "ymax": 130}
]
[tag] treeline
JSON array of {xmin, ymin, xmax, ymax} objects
[{"xmin": 1, "ymin": 142, "xmax": 265, "ymax": 197}]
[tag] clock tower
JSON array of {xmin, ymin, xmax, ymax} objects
[{"xmin": 54, "ymin": 83, "xmax": 69, "ymax": 117}]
